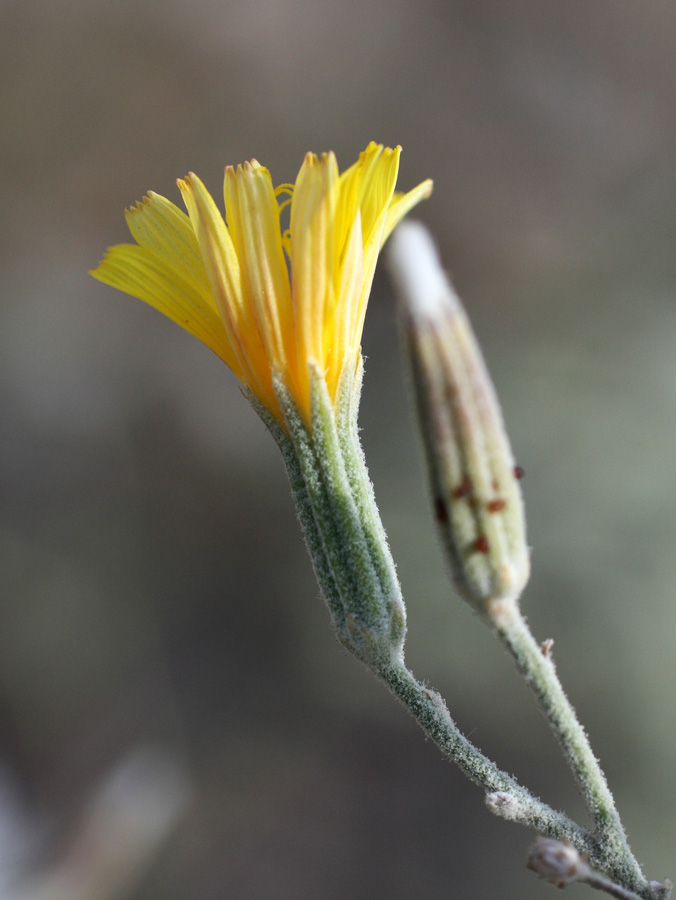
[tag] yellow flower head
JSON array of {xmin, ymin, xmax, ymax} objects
[{"xmin": 91, "ymin": 142, "xmax": 432, "ymax": 425}]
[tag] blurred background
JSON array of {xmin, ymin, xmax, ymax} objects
[{"xmin": 1, "ymin": 0, "xmax": 675, "ymax": 897}]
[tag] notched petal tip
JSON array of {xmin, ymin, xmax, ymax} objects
[
  {"xmin": 239, "ymin": 159, "xmax": 268, "ymax": 179},
  {"xmin": 125, "ymin": 195, "xmax": 151, "ymax": 218},
  {"xmin": 363, "ymin": 140, "xmax": 383, "ymax": 155},
  {"xmin": 89, "ymin": 244, "xmax": 121, "ymax": 279},
  {"xmin": 176, "ymin": 172, "xmax": 202, "ymax": 194}
]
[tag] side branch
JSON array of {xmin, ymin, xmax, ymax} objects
[
  {"xmin": 491, "ymin": 603, "xmax": 647, "ymax": 894},
  {"xmin": 375, "ymin": 659, "xmax": 594, "ymax": 851}
]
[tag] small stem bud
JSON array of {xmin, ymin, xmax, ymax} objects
[
  {"xmin": 527, "ymin": 838, "xmax": 659, "ymax": 900},
  {"xmin": 388, "ymin": 221, "xmax": 530, "ymax": 618},
  {"xmin": 527, "ymin": 838, "xmax": 589, "ymax": 888}
]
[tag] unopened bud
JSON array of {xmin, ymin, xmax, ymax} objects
[
  {"xmin": 526, "ymin": 838, "xmax": 588, "ymax": 888},
  {"xmin": 388, "ymin": 221, "xmax": 529, "ymax": 618}
]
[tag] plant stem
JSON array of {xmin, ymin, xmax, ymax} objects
[
  {"xmin": 255, "ymin": 371, "xmax": 660, "ymax": 900},
  {"xmin": 490, "ymin": 602, "xmax": 646, "ymax": 892},
  {"xmin": 583, "ymin": 869, "xmax": 650, "ymax": 900},
  {"xmin": 527, "ymin": 837, "xmax": 666, "ymax": 900},
  {"xmin": 375, "ymin": 658, "xmax": 593, "ymax": 843}
]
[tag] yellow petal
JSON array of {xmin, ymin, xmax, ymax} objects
[
  {"xmin": 337, "ymin": 143, "xmax": 400, "ymax": 247},
  {"xmin": 352, "ymin": 173, "xmax": 434, "ymax": 347},
  {"xmin": 357, "ymin": 145, "xmax": 400, "ymax": 244},
  {"xmin": 91, "ymin": 144, "xmax": 432, "ymax": 429},
  {"xmin": 124, "ymin": 192, "xmax": 215, "ymax": 309},
  {"xmin": 224, "ymin": 161, "xmax": 292, "ymax": 374},
  {"xmin": 178, "ymin": 173, "xmax": 275, "ymax": 412},
  {"xmin": 331, "ymin": 210, "xmax": 364, "ymax": 396},
  {"xmin": 290, "ymin": 151, "xmax": 340, "ymax": 415},
  {"xmin": 90, "ymin": 244, "xmax": 241, "ymax": 373},
  {"xmin": 383, "ymin": 179, "xmax": 434, "ymax": 244},
  {"xmin": 332, "ymin": 146, "xmax": 403, "ymax": 354}
]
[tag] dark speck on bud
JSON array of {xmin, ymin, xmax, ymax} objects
[
  {"xmin": 453, "ymin": 479, "xmax": 473, "ymax": 500},
  {"xmin": 434, "ymin": 497, "xmax": 449, "ymax": 523},
  {"xmin": 474, "ymin": 535, "xmax": 490, "ymax": 554}
]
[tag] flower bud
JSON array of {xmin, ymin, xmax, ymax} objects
[
  {"xmin": 387, "ymin": 221, "xmax": 530, "ymax": 618},
  {"xmin": 526, "ymin": 838, "xmax": 587, "ymax": 888}
]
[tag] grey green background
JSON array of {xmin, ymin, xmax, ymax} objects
[{"xmin": 1, "ymin": 0, "xmax": 675, "ymax": 897}]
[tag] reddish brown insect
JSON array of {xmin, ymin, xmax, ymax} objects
[
  {"xmin": 453, "ymin": 479, "xmax": 473, "ymax": 500},
  {"xmin": 474, "ymin": 535, "xmax": 490, "ymax": 554}
]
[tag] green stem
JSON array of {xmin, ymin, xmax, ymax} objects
[
  {"xmin": 374, "ymin": 659, "xmax": 593, "ymax": 848},
  {"xmin": 250, "ymin": 368, "xmax": 660, "ymax": 900},
  {"xmin": 491, "ymin": 604, "xmax": 646, "ymax": 893},
  {"xmin": 256, "ymin": 373, "xmax": 592, "ymax": 844},
  {"xmin": 583, "ymin": 870, "xmax": 652, "ymax": 900}
]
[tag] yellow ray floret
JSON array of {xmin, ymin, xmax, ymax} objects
[{"xmin": 91, "ymin": 142, "xmax": 433, "ymax": 425}]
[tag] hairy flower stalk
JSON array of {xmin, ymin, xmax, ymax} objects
[
  {"xmin": 387, "ymin": 221, "xmax": 660, "ymax": 899},
  {"xmin": 92, "ymin": 145, "xmax": 667, "ymax": 900}
]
